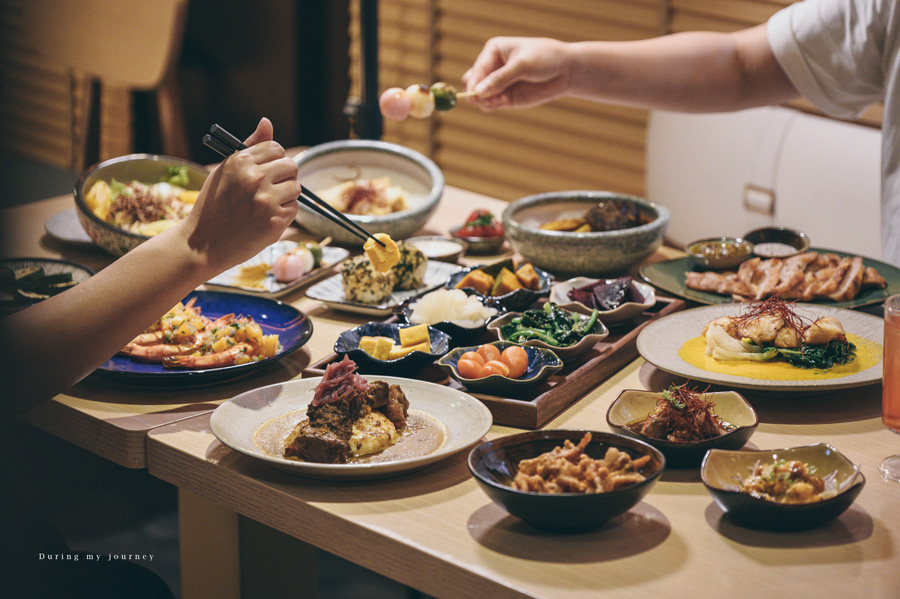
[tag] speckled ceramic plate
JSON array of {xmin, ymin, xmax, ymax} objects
[
  {"xmin": 210, "ymin": 376, "xmax": 493, "ymax": 480},
  {"xmin": 205, "ymin": 240, "xmax": 349, "ymax": 297},
  {"xmin": 307, "ymin": 260, "xmax": 462, "ymax": 316},
  {"xmin": 636, "ymin": 303, "xmax": 884, "ymax": 391}
]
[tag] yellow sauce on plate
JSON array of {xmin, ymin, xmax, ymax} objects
[{"xmin": 678, "ymin": 333, "xmax": 882, "ymax": 381}]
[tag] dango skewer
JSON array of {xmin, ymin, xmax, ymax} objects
[{"xmin": 379, "ymin": 82, "xmax": 478, "ymax": 121}]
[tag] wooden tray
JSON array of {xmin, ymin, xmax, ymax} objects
[{"xmin": 302, "ymin": 296, "xmax": 685, "ymax": 429}]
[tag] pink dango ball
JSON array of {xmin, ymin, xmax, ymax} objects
[{"xmin": 379, "ymin": 87, "xmax": 411, "ymax": 121}]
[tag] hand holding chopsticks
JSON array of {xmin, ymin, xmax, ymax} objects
[{"xmin": 203, "ymin": 124, "xmax": 386, "ymax": 247}]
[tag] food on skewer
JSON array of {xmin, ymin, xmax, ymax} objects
[{"xmin": 378, "ymin": 82, "xmax": 473, "ymax": 121}]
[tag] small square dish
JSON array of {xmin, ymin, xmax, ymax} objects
[
  {"xmin": 206, "ymin": 240, "xmax": 349, "ymax": 297},
  {"xmin": 549, "ymin": 276, "xmax": 656, "ymax": 325},
  {"xmin": 334, "ymin": 321, "xmax": 450, "ymax": 374},
  {"xmin": 701, "ymin": 443, "xmax": 864, "ymax": 530},
  {"xmin": 606, "ymin": 388, "xmax": 758, "ymax": 468},
  {"xmin": 437, "ymin": 341, "xmax": 562, "ymax": 394}
]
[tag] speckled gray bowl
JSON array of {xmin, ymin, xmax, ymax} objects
[
  {"xmin": 502, "ymin": 192, "xmax": 669, "ymax": 277},
  {"xmin": 74, "ymin": 154, "xmax": 209, "ymax": 257},
  {"xmin": 294, "ymin": 140, "xmax": 444, "ymax": 246}
]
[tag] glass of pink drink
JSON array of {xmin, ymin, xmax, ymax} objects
[{"xmin": 881, "ymin": 294, "xmax": 900, "ymax": 481}]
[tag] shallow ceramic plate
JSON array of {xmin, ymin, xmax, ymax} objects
[
  {"xmin": 468, "ymin": 430, "xmax": 665, "ymax": 532},
  {"xmin": 334, "ymin": 321, "xmax": 451, "ymax": 374},
  {"xmin": 44, "ymin": 208, "xmax": 94, "ymax": 246},
  {"xmin": 94, "ymin": 290, "xmax": 312, "ymax": 385},
  {"xmin": 205, "ymin": 240, "xmax": 349, "ymax": 297},
  {"xmin": 549, "ymin": 276, "xmax": 656, "ymax": 325},
  {"xmin": 636, "ymin": 303, "xmax": 883, "ymax": 392},
  {"xmin": 307, "ymin": 260, "xmax": 462, "ymax": 316},
  {"xmin": 487, "ymin": 308, "xmax": 609, "ymax": 360},
  {"xmin": 606, "ymin": 389, "xmax": 758, "ymax": 468},
  {"xmin": 445, "ymin": 259, "xmax": 552, "ymax": 312},
  {"xmin": 437, "ymin": 341, "xmax": 563, "ymax": 394},
  {"xmin": 701, "ymin": 443, "xmax": 864, "ymax": 530},
  {"xmin": 210, "ymin": 376, "xmax": 493, "ymax": 480},
  {"xmin": 0, "ymin": 257, "xmax": 95, "ymax": 307},
  {"xmin": 639, "ymin": 247, "xmax": 899, "ymax": 308}
]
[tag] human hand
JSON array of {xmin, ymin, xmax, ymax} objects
[
  {"xmin": 180, "ymin": 117, "xmax": 301, "ymax": 273},
  {"xmin": 462, "ymin": 37, "xmax": 574, "ymax": 110}
]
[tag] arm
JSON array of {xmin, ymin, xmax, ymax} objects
[
  {"xmin": 0, "ymin": 118, "xmax": 301, "ymax": 415},
  {"xmin": 462, "ymin": 24, "xmax": 800, "ymax": 113}
]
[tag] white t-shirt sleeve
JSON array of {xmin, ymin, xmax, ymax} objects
[{"xmin": 767, "ymin": 0, "xmax": 887, "ymax": 119}]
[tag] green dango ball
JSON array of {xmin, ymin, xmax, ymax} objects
[{"xmin": 431, "ymin": 82, "xmax": 457, "ymax": 111}]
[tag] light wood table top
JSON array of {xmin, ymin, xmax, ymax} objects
[{"xmin": 147, "ymin": 358, "xmax": 900, "ymax": 599}]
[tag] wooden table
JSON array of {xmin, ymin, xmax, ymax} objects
[{"xmin": 6, "ymin": 186, "xmax": 900, "ymax": 598}]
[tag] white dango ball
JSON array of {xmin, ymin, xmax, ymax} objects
[
  {"xmin": 405, "ymin": 84, "xmax": 435, "ymax": 119},
  {"xmin": 379, "ymin": 87, "xmax": 411, "ymax": 121}
]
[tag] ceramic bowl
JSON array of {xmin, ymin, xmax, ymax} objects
[
  {"xmin": 293, "ymin": 140, "xmax": 444, "ymax": 246},
  {"xmin": 437, "ymin": 341, "xmax": 563, "ymax": 394},
  {"xmin": 334, "ymin": 322, "xmax": 450, "ymax": 374},
  {"xmin": 502, "ymin": 191, "xmax": 669, "ymax": 277},
  {"xmin": 448, "ymin": 226, "xmax": 506, "ymax": 255},
  {"xmin": 687, "ymin": 236, "xmax": 755, "ymax": 270},
  {"xmin": 606, "ymin": 389, "xmax": 759, "ymax": 468},
  {"xmin": 397, "ymin": 289, "xmax": 504, "ymax": 347},
  {"xmin": 73, "ymin": 153, "xmax": 209, "ymax": 256},
  {"xmin": 742, "ymin": 226, "xmax": 811, "ymax": 259},
  {"xmin": 444, "ymin": 259, "xmax": 552, "ymax": 312},
  {"xmin": 405, "ymin": 235, "xmax": 467, "ymax": 263},
  {"xmin": 549, "ymin": 276, "xmax": 656, "ymax": 325},
  {"xmin": 468, "ymin": 430, "xmax": 665, "ymax": 532},
  {"xmin": 701, "ymin": 443, "xmax": 864, "ymax": 530},
  {"xmin": 487, "ymin": 307, "xmax": 609, "ymax": 360}
]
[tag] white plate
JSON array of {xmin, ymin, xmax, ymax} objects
[
  {"xmin": 44, "ymin": 208, "xmax": 94, "ymax": 246},
  {"xmin": 549, "ymin": 276, "xmax": 656, "ymax": 325},
  {"xmin": 636, "ymin": 303, "xmax": 884, "ymax": 392},
  {"xmin": 306, "ymin": 260, "xmax": 463, "ymax": 316},
  {"xmin": 205, "ymin": 240, "xmax": 349, "ymax": 297},
  {"xmin": 210, "ymin": 376, "xmax": 493, "ymax": 480}
]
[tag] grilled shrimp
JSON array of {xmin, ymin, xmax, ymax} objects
[
  {"xmin": 162, "ymin": 342, "xmax": 253, "ymax": 369},
  {"xmin": 121, "ymin": 341, "xmax": 201, "ymax": 362}
]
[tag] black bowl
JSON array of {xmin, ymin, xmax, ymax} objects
[
  {"xmin": 468, "ymin": 430, "xmax": 665, "ymax": 532},
  {"xmin": 334, "ymin": 322, "xmax": 450, "ymax": 374},
  {"xmin": 701, "ymin": 444, "xmax": 864, "ymax": 530},
  {"xmin": 445, "ymin": 259, "xmax": 551, "ymax": 312},
  {"xmin": 396, "ymin": 288, "xmax": 505, "ymax": 347},
  {"xmin": 743, "ymin": 226, "xmax": 811, "ymax": 259}
]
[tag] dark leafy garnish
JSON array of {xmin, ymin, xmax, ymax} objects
[
  {"xmin": 499, "ymin": 302, "xmax": 600, "ymax": 347},
  {"xmin": 776, "ymin": 340, "xmax": 857, "ymax": 369}
]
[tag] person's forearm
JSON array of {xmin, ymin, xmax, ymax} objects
[
  {"xmin": 0, "ymin": 226, "xmax": 216, "ymax": 415},
  {"xmin": 568, "ymin": 26, "xmax": 799, "ymax": 112}
]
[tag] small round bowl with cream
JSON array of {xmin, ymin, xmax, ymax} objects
[
  {"xmin": 405, "ymin": 235, "xmax": 466, "ymax": 263},
  {"xmin": 742, "ymin": 226, "xmax": 811, "ymax": 259}
]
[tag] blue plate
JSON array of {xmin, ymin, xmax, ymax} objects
[
  {"xmin": 437, "ymin": 341, "xmax": 563, "ymax": 395},
  {"xmin": 334, "ymin": 322, "xmax": 450, "ymax": 375},
  {"xmin": 95, "ymin": 290, "xmax": 312, "ymax": 385}
]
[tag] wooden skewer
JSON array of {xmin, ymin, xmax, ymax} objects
[{"xmin": 455, "ymin": 90, "xmax": 478, "ymax": 99}]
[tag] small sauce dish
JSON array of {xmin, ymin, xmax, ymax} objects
[
  {"xmin": 406, "ymin": 235, "xmax": 466, "ymax": 262},
  {"xmin": 687, "ymin": 236, "xmax": 754, "ymax": 270}
]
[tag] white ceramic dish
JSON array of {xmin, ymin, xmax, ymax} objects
[
  {"xmin": 210, "ymin": 376, "xmax": 493, "ymax": 480},
  {"xmin": 549, "ymin": 276, "xmax": 656, "ymax": 325},
  {"xmin": 636, "ymin": 303, "xmax": 884, "ymax": 392},
  {"xmin": 293, "ymin": 140, "xmax": 443, "ymax": 245},
  {"xmin": 205, "ymin": 240, "xmax": 349, "ymax": 297},
  {"xmin": 44, "ymin": 208, "xmax": 94, "ymax": 246},
  {"xmin": 306, "ymin": 260, "xmax": 462, "ymax": 316}
]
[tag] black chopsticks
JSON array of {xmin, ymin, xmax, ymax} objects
[{"xmin": 202, "ymin": 124, "xmax": 385, "ymax": 247}]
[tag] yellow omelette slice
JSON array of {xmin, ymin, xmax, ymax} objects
[{"xmin": 363, "ymin": 233, "xmax": 401, "ymax": 272}]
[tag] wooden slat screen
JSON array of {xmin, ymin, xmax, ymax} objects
[{"xmin": 349, "ymin": 0, "xmax": 883, "ymax": 205}]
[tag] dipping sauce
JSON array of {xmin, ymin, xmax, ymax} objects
[
  {"xmin": 690, "ymin": 239, "xmax": 753, "ymax": 260},
  {"xmin": 754, "ymin": 242, "xmax": 800, "ymax": 258},
  {"xmin": 407, "ymin": 236, "xmax": 466, "ymax": 261}
]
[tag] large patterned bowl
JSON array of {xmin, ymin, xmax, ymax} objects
[
  {"xmin": 74, "ymin": 154, "xmax": 209, "ymax": 257},
  {"xmin": 502, "ymin": 191, "xmax": 669, "ymax": 277}
]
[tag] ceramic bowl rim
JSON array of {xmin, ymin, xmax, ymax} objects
[{"xmin": 73, "ymin": 153, "xmax": 210, "ymax": 242}]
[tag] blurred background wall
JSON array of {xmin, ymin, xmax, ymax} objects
[{"xmin": 0, "ymin": 0, "xmax": 881, "ymax": 207}]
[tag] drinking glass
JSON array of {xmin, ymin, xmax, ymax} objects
[{"xmin": 880, "ymin": 294, "xmax": 900, "ymax": 481}]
